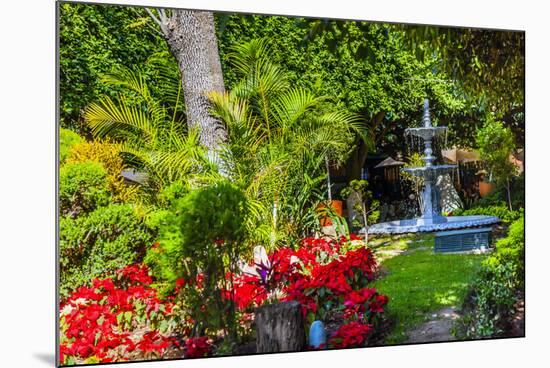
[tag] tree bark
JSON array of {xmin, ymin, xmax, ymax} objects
[
  {"xmin": 162, "ymin": 10, "xmax": 227, "ymax": 156},
  {"xmin": 346, "ymin": 111, "xmax": 384, "ymax": 182},
  {"xmin": 255, "ymin": 301, "xmax": 305, "ymax": 353},
  {"xmin": 506, "ymin": 179, "xmax": 513, "ymax": 211}
]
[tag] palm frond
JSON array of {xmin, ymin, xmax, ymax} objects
[
  {"xmin": 101, "ymin": 66, "xmax": 152, "ymax": 103},
  {"xmin": 272, "ymin": 88, "xmax": 325, "ymax": 131},
  {"xmin": 85, "ymin": 96, "xmax": 162, "ymax": 145}
]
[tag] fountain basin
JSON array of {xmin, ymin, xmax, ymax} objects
[
  {"xmin": 405, "ymin": 126, "xmax": 447, "ymax": 140},
  {"xmin": 367, "ymin": 215, "xmax": 500, "ymax": 235},
  {"xmin": 403, "ymin": 164, "xmax": 457, "ymax": 179}
]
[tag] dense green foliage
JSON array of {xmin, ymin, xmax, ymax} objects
[
  {"xmin": 59, "ymin": 128, "xmax": 84, "ymax": 163},
  {"xmin": 218, "ymin": 16, "xmax": 465, "ymax": 155},
  {"xmin": 59, "ymin": 204, "xmax": 152, "ymax": 297},
  {"xmin": 313, "ymin": 22, "xmax": 524, "ymax": 145},
  {"xmin": 146, "ymin": 181, "xmax": 248, "ymax": 343},
  {"xmin": 453, "ymin": 205, "xmax": 523, "ymax": 224},
  {"xmin": 59, "ymin": 161, "xmax": 110, "ymax": 217},
  {"xmin": 59, "ymin": 3, "xmax": 170, "ymax": 131},
  {"xmin": 403, "ymin": 26, "xmax": 524, "ymax": 140},
  {"xmin": 454, "ymin": 216, "xmax": 524, "ymax": 338}
]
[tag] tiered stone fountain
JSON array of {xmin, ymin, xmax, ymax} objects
[{"xmin": 368, "ymin": 100, "xmax": 499, "ymax": 242}]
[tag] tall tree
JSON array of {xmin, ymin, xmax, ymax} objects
[{"xmin": 147, "ymin": 9, "xmax": 227, "ymax": 158}]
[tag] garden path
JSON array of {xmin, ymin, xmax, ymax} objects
[{"xmin": 404, "ymin": 306, "xmax": 458, "ymax": 343}]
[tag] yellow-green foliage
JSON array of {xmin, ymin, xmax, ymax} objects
[
  {"xmin": 67, "ymin": 139, "xmax": 139, "ymax": 203},
  {"xmin": 60, "ymin": 128, "xmax": 83, "ymax": 163}
]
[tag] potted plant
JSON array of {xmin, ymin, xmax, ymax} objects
[{"xmin": 476, "ymin": 169, "xmax": 495, "ymax": 197}]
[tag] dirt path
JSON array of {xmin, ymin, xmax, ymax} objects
[{"xmin": 404, "ymin": 307, "xmax": 459, "ymax": 344}]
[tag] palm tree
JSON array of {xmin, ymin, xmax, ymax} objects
[
  {"xmin": 83, "ymin": 63, "xmax": 219, "ymax": 197},
  {"xmin": 208, "ymin": 39, "xmax": 369, "ymax": 247}
]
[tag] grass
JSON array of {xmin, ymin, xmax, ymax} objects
[{"xmin": 371, "ymin": 234, "xmax": 486, "ymax": 344}]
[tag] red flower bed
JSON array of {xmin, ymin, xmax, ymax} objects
[
  {"xmin": 227, "ymin": 235, "xmax": 388, "ymax": 348},
  {"xmin": 329, "ymin": 321, "xmax": 373, "ymax": 348},
  {"xmin": 59, "ymin": 265, "xmax": 177, "ymax": 365},
  {"xmin": 60, "ymin": 235, "xmax": 388, "ymax": 363},
  {"xmin": 184, "ymin": 336, "xmax": 212, "ymax": 358}
]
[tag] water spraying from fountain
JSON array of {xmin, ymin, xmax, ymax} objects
[{"xmin": 368, "ymin": 99, "xmax": 500, "ymax": 235}]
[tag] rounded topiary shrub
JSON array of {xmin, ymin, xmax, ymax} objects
[
  {"xmin": 59, "ymin": 161, "xmax": 110, "ymax": 217},
  {"xmin": 59, "ymin": 203, "xmax": 153, "ymax": 297}
]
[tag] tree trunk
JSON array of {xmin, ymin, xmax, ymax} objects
[
  {"xmin": 506, "ymin": 179, "xmax": 513, "ymax": 211},
  {"xmin": 255, "ymin": 301, "xmax": 305, "ymax": 353},
  {"xmin": 362, "ymin": 202, "xmax": 368, "ymax": 243},
  {"xmin": 345, "ymin": 111, "xmax": 384, "ymax": 182},
  {"xmin": 163, "ymin": 10, "xmax": 227, "ymax": 157},
  {"xmin": 347, "ymin": 141, "xmax": 368, "ymax": 182}
]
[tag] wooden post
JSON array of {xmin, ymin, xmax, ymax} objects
[{"xmin": 255, "ymin": 301, "xmax": 305, "ymax": 353}]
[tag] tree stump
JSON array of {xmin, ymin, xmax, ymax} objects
[{"xmin": 255, "ymin": 301, "xmax": 305, "ymax": 353}]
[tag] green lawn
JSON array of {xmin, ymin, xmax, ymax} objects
[{"xmin": 371, "ymin": 235, "xmax": 486, "ymax": 344}]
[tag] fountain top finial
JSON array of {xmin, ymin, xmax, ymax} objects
[{"xmin": 423, "ymin": 99, "xmax": 431, "ymax": 128}]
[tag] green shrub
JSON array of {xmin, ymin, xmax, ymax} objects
[
  {"xmin": 156, "ymin": 180, "xmax": 190, "ymax": 209},
  {"xmin": 59, "ymin": 128, "xmax": 83, "ymax": 163},
  {"xmin": 59, "ymin": 204, "xmax": 152, "ymax": 297},
  {"xmin": 143, "ymin": 181, "xmax": 192, "ymax": 278},
  {"xmin": 486, "ymin": 216, "xmax": 525, "ymax": 283},
  {"xmin": 454, "ymin": 216, "xmax": 524, "ymax": 339},
  {"xmin": 59, "ymin": 161, "xmax": 110, "ymax": 217},
  {"xmin": 477, "ymin": 172, "xmax": 525, "ymax": 210},
  {"xmin": 453, "ymin": 204, "xmax": 522, "ymax": 224},
  {"xmin": 146, "ymin": 181, "xmax": 249, "ymax": 345},
  {"xmin": 66, "ymin": 139, "xmax": 139, "ymax": 203},
  {"xmin": 476, "ymin": 120, "xmax": 517, "ymax": 211}
]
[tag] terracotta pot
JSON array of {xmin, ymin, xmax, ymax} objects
[
  {"xmin": 479, "ymin": 181, "xmax": 496, "ymax": 198},
  {"xmin": 318, "ymin": 200, "xmax": 344, "ymax": 226}
]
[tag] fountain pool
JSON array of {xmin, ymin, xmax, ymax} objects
[{"xmin": 367, "ymin": 100, "xmax": 499, "ymax": 246}]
